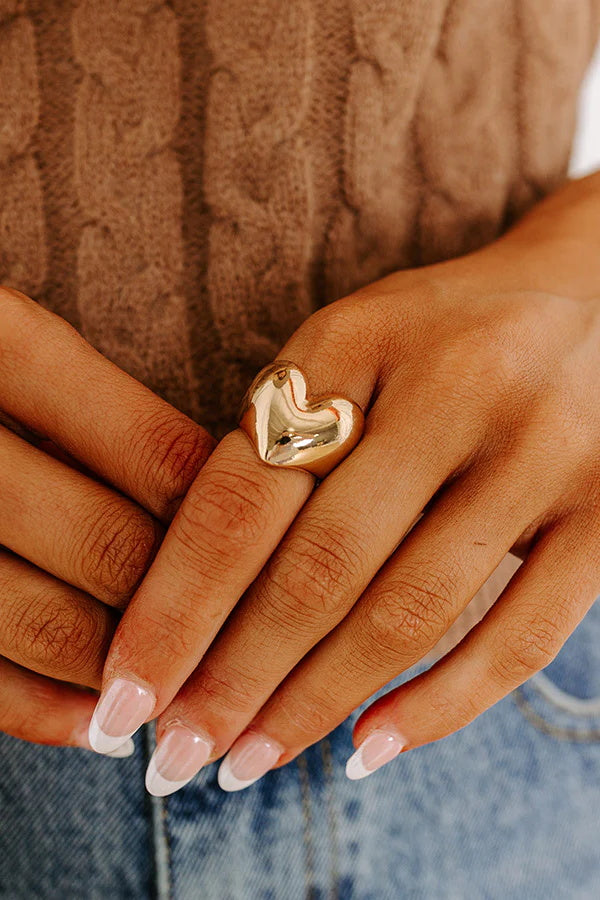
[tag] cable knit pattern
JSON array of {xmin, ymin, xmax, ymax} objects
[
  {"xmin": 70, "ymin": 0, "xmax": 199, "ymax": 418},
  {"xmin": 0, "ymin": 0, "xmax": 597, "ymax": 429},
  {"xmin": 325, "ymin": 0, "xmax": 449, "ymax": 297},
  {"xmin": 412, "ymin": 0, "xmax": 521, "ymax": 265},
  {"xmin": 29, "ymin": 0, "xmax": 87, "ymax": 328},
  {"xmin": 203, "ymin": 0, "xmax": 318, "ymax": 419},
  {"xmin": 0, "ymin": 1, "xmax": 45, "ymax": 294}
]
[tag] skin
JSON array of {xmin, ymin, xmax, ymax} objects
[
  {"xmin": 89, "ymin": 171, "xmax": 600, "ymax": 784},
  {"xmin": 0, "ymin": 287, "xmax": 215, "ymax": 748}
]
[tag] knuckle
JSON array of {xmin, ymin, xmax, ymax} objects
[
  {"xmin": 179, "ymin": 466, "xmax": 273, "ymax": 555},
  {"xmin": 491, "ymin": 615, "xmax": 562, "ymax": 684},
  {"xmin": 193, "ymin": 660, "xmax": 264, "ymax": 717},
  {"xmin": 425, "ymin": 679, "xmax": 483, "ymax": 735},
  {"xmin": 143, "ymin": 623, "xmax": 196, "ymax": 664},
  {"xmin": 451, "ymin": 301, "xmax": 548, "ymax": 398},
  {"xmin": 458, "ymin": 332, "xmax": 526, "ymax": 397},
  {"xmin": 531, "ymin": 388, "xmax": 597, "ymax": 470},
  {"xmin": 11, "ymin": 591, "xmax": 104, "ymax": 678},
  {"xmin": 0, "ymin": 288, "xmax": 47, "ymax": 369},
  {"xmin": 0, "ymin": 285, "xmax": 39, "ymax": 318},
  {"xmin": 304, "ymin": 302, "xmax": 359, "ymax": 348},
  {"xmin": 269, "ymin": 687, "xmax": 336, "ymax": 738},
  {"xmin": 0, "ymin": 285, "xmax": 79, "ymax": 352},
  {"xmin": 0, "ymin": 285, "xmax": 27, "ymax": 321},
  {"xmin": 81, "ymin": 501, "xmax": 160, "ymax": 605},
  {"xmin": 122, "ymin": 597, "xmax": 215, "ymax": 670},
  {"xmin": 129, "ymin": 409, "xmax": 215, "ymax": 521},
  {"xmin": 136, "ymin": 606, "xmax": 206, "ymax": 662},
  {"xmin": 464, "ymin": 292, "xmax": 575, "ymax": 393},
  {"xmin": 295, "ymin": 300, "xmax": 386, "ymax": 377},
  {"xmin": 363, "ymin": 569, "xmax": 455, "ymax": 663},
  {"xmin": 166, "ymin": 510, "xmax": 228, "ymax": 583},
  {"xmin": 265, "ymin": 525, "xmax": 362, "ymax": 628}
]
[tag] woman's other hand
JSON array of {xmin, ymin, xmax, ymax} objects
[{"xmin": 0, "ymin": 286, "xmax": 215, "ymax": 751}]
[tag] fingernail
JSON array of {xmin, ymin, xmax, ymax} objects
[
  {"xmin": 345, "ymin": 729, "xmax": 405, "ymax": 780},
  {"xmin": 73, "ymin": 725, "xmax": 135, "ymax": 758},
  {"xmin": 145, "ymin": 723, "xmax": 213, "ymax": 797},
  {"xmin": 105, "ymin": 737, "xmax": 136, "ymax": 758},
  {"xmin": 217, "ymin": 732, "xmax": 282, "ymax": 792},
  {"xmin": 88, "ymin": 678, "xmax": 155, "ymax": 754}
]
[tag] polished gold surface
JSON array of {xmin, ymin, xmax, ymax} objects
[{"xmin": 239, "ymin": 361, "xmax": 364, "ymax": 478}]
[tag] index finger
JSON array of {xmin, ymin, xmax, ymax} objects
[{"xmin": 89, "ymin": 429, "xmax": 313, "ymax": 752}]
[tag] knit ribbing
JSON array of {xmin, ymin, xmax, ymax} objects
[
  {"xmin": 169, "ymin": 0, "xmax": 225, "ymax": 436},
  {"xmin": 0, "ymin": 0, "xmax": 598, "ymax": 431},
  {"xmin": 414, "ymin": 0, "xmax": 520, "ymax": 265}
]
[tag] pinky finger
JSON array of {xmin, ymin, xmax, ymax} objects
[
  {"xmin": 0, "ymin": 657, "xmax": 133, "ymax": 757},
  {"xmin": 348, "ymin": 514, "xmax": 600, "ymax": 780}
]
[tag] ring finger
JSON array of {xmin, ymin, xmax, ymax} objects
[{"xmin": 88, "ymin": 331, "xmax": 390, "ymax": 756}]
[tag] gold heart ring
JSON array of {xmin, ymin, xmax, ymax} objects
[{"xmin": 239, "ymin": 361, "xmax": 365, "ymax": 478}]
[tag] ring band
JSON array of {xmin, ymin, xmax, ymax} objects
[{"xmin": 239, "ymin": 361, "xmax": 364, "ymax": 478}]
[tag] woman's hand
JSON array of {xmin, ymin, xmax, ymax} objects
[
  {"xmin": 0, "ymin": 286, "xmax": 214, "ymax": 751},
  {"xmin": 90, "ymin": 173, "xmax": 600, "ymax": 793}
]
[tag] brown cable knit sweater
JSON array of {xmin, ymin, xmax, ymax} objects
[
  {"xmin": 1, "ymin": 0, "xmax": 598, "ymax": 655},
  {"xmin": 1, "ymin": 0, "xmax": 598, "ymax": 436}
]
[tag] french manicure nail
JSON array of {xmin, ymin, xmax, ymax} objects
[
  {"xmin": 88, "ymin": 678, "xmax": 155, "ymax": 754},
  {"xmin": 72, "ymin": 725, "xmax": 135, "ymax": 758},
  {"xmin": 106, "ymin": 737, "xmax": 136, "ymax": 758},
  {"xmin": 345, "ymin": 729, "xmax": 405, "ymax": 780},
  {"xmin": 145, "ymin": 723, "xmax": 213, "ymax": 797},
  {"xmin": 218, "ymin": 732, "xmax": 282, "ymax": 792}
]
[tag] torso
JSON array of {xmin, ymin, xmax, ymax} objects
[{"xmin": 1, "ymin": 0, "xmax": 597, "ymax": 433}]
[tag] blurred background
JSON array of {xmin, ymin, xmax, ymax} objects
[{"xmin": 571, "ymin": 41, "xmax": 600, "ymax": 175}]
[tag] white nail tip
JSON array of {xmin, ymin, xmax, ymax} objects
[
  {"xmin": 106, "ymin": 738, "xmax": 136, "ymax": 759},
  {"xmin": 345, "ymin": 750, "xmax": 371, "ymax": 780},
  {"xmin": 217, "ymin": 756, "xmax": 258, "ymax": 792},
  {"xmin": 88, "ymin": 718, "xmax": 134, "ymax": 755},
  {"xmin": 345, "ymin": 730, "xmax": 405, "ymax": 781},
  {"xmin": 145, "ymin": 757, "xmax": 191, "ymax": 797}
]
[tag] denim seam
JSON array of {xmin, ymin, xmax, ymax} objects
[
  {"xmin": 296, "ymin": 752, "xmax": 316, "ymax": 898},
  {"xmin": 513, "ymin": 688, "xmax": 600, "ymax": 742},
  {"xmin": 527, "ymin": 672, "xmax": 600, "ymax": 716},
  {"xmin": 320, "ymin": 738, "xmax": 340, "ymax": 900},
  {"xmin": 144, "ymin": 725, "xmax": 172, "ymax": 900}
]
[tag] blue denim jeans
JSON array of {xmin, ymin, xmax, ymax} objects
[{"xmin": 1, "ymin": 597, "xmax": 599, "ymax": 899}]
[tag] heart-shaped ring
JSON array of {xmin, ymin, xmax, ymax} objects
[{"xmin": 239, "ymin": 361, "xmax": 364, "ymax": 478}]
